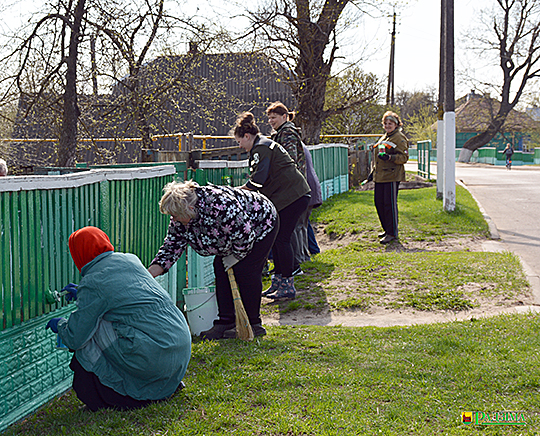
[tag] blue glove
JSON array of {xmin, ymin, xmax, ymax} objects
[
  {"xmin": 62, "ymin": 283, "xmax": 78, "ymax": 301},
  {"xmin": 46, "ymin": 317, "xmax": 63, "ymax": 333},
  {"xmin": 379, "ymin": 153, "xmax": 390, "ymax": 161}
]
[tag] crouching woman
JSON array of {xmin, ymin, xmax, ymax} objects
[{"xmin": 46, "ymin": 226, "xmax": 191, "ymax": 411}]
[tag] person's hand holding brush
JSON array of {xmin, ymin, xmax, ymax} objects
[{"xmin": 61, "ymin": 283, "xmax": 78, "ymax": 301}]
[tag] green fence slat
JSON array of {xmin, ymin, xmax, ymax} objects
[
  {"xmin": 10, "ymin": 190, "xmax": 21, "ymax": 326},
  {"xmin": 40, "ymin": 190, "xmax": 50, "ymax": 316},
  {"xmin": 1, "ymin": 193, "xmax": 13, "ymax": 329}
]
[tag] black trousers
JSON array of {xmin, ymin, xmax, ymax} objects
[
  {"xmin": 214, "ymin": 220, "xmax": 279, "ymax": 326},
  {"xmin": 374, "ymin": 181, "xmax": 400, "ymax": 237},
  {"xmin": 272, "ymin": 195, "xmax": 310, "ymax": 278},
  {"xmin": 70, "ymin": 355, "xmax": 160, "ymax": 411}
]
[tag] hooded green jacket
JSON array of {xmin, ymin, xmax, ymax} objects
[{"xmin": 57, "ymin": 251, "xmax": 191, "ymax": 400}]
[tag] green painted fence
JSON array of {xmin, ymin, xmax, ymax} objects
[
  {"xmin": 308, "ymin": 144, "xmax": 349, "ymax": 200},
  {"xmin": 0, "ymin": 165, "xmax": 184, "ymax": 432},
  {"xmin": 0, "ymin": 143, "xmax": 348, "ymax": 432},
  {"xmin": 417, "ymin": 140, "xmax": 432, "ymax": 179}
]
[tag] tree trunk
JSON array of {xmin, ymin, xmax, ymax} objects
[
  {"xmin": 57, "ymin": 0, "xmax": 85, "ymax": 167},
  {"xmin": 292, "ymin": 0, "xmax": 348, "ymax": 145},
  {"xmin": 294, "ymin": 21, "xmax": 329, "ymax": 145}
]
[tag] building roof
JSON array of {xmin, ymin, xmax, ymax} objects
[{"xmin": 453, "ymin": 91, "xmax": 537, "ymax": 132}]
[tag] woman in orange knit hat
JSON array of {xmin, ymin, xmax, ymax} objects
[{"xmin": 46, "ymin": 226, "xmax": 191, "ymax": 411}]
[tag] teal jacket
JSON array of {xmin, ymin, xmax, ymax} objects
[{"xmin": 57, "ymin": 251, "xmax": 191, "ymax": 401}]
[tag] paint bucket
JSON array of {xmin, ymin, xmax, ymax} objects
[{"xmin": 182, "ymin": 286, "xmax": 218, "ymax": 336}]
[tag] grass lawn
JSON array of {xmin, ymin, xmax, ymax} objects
[
  {"xmin": 5, "ymin": 183, "xmax": 539, "ymax": 435},
  {"xmin": 262, "ymin": 185, "xmax": 530, "ymax": 315}
]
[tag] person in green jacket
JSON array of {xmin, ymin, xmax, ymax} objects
[
  {"xmin": 46, "ymin": 226, "xmax": 191, "ymax": 411},
  {"xmin": 233, "ymin": 111, "xmax": 311, "ymax": 300},
  {"xmin": 372, "ymin": 111, "xmax": 409, "ymax": 244}
]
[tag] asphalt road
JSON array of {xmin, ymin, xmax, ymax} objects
[{"xmin": 407, "ymin": 161, "xmax": 540, "ymax": 304}]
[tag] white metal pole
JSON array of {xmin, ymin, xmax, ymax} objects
[
  {"xmin": 436, "ymin": 119, "xmax": 444, "ymax": 199},
  {"xmin": 443, "ymin": 112, "xmax": 455, "ymax": 211}
]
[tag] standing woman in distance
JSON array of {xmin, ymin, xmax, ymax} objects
[
  {"xmin": 266, "ymin": 101, "xmax": 306, "ymax": 175},
  {"xmin": 372, "ymin": 111, "xmax": 409, "ymax": 244},
  {"xmin": 233, "ymin": 112, "xmax": 311, "ymax": 300},
  {"xmin": 266, "ymin": 102, "xmax": 313, "ymax": 274}
]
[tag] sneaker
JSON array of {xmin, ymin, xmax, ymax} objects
[
  {"xmin": 378, "ymin": 231, "xmax": 387, "ymax": 238},
  {"xmin": 200, "ymin": 322, "xmax": 235, "ymax": 340},
  {"xmin": 223, "ymin": 323, "xmax": 267, "ymax": 339},
  {"xmin": 262, "ymin": 274, "xmax": 282, "ymax": 296},
  {"xmin": 379, "ymin": 234, "xmax": 396, "ymax": 244},
  {"xmin": 266, "ymin": 276, "xmax": 296, "ymax": 300}
]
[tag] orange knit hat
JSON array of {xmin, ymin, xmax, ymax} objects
[{"xmin": 68, "ymin": 226, "xmax": 114, "ymax": 273}]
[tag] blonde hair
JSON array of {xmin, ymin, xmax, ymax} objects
[
  {"xmin": 159, "ymin": 180, "xmax": 199, "ymax": 220},
  {"xmin": 382, "ymin": 111, "xmax": 402, "ymax": 127}
]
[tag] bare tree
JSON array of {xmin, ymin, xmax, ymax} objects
[
  {"xmin": 238, "ymin": 0, "xmax": 378, "ymax": 144},
  {"xmin": 1, "ymin": 0, "xmax": 87, "ymax": 166},
  {"xmin": 458, "ymin": 0, "xmax": 540, "ymax": 163},
  {"xmin": 88, "ymin": 0, "xmax": 231, "ymax": 153},
  {"xmin": 87, "ymin": 0, "xmax": 167, "ymax": 150}
]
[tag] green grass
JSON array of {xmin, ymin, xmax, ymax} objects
[
  {"xmin": 311, "ymin": 185, "xmax": 489, "ymax": 243},
  {"xmin": 5, "ymin": 184, "xmax": 537, "ymax": 435},
  {"xmin": 262, "ymin": 186, "xmax": 528, "ymax": 315},
  {"xmin": 7, "ymin": 315, "xmax": 540, "ymax": 435},
  {"xmin": 273, "ymin": 249, "xmax": 530, "ymax": 313}
]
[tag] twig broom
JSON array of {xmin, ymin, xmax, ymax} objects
[{"xmin": 227, "ymin": 268, "xmax": 254, "ymax": 341}]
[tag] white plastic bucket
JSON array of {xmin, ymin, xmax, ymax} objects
[{"xmin": 182, "ymin": 286, "xmax": 218, "ymax": 336}]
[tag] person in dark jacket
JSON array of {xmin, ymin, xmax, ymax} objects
[
  {"xmin": 266, "ymin": 102, "xmax": 322, "ymax": 274},
  {"xmin": 267, "ymin": 101, "xmax": 306, "ymax": 175},
  {"xmin": 46, "ymin": 226, "xmax": 191, "ymax": 411},
  {"xmin": 503, "ymin": 143, "xmax": 514, "ymax": 169},
  {"xmin": 233, "ymin": 111, "xmax": 311, "ymax": 300},
  {"xmin": 148, "ymin": 181, "xmax": 278, "ymax": 340},
  {"xmin": 372, "ymin": 111, "xmax": 409, "ymax": 244}
]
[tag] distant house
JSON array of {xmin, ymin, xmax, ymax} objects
[
  {"xmin": 11, "ymin": 47, "xmax": 295, "ymax": 167},
  {"xmin": 451, "ymin": 90, "xmax": 537, "ymax": 151},
  {"xmin": 111, "ymin": 46, "xmax": 296, "ymax": 149}
]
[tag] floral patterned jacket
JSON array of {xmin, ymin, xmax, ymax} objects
[{"xmin": 151, "ymin": 184, "xmax": 277, "ymax": 272}]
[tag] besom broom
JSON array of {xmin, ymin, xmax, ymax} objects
[{"xmin": 227, "ymin": 268, "xmax": 254, "ymax": 341}]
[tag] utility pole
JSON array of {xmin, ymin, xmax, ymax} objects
[
  {"xmin": 442, "ymin": 0, "xmax": 456, "ymax": 212},
  {"xmin": 386, "ymin": 11, "xmax": 396, "ymax": 106},
  {"xmin": 436, "ymin": 1, "xmax": 445, "ymax": 200}
]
